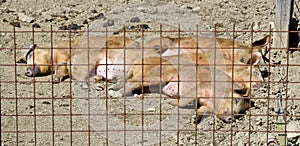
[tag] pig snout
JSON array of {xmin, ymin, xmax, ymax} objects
[
  {"xmin": 260, "ymin": 69, "xmax": 271, "ymax": 78},
  {"xmin": 219, "ymin": 111, "xmax": 234, "ymax": 123},
  {"xmin": 25, "ymin": 66, "xmax": 41, "ymax": 77}
]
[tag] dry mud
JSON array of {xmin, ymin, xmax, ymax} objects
[{"xmin": 1, "ymin": 0, "xmax": 300, "ymax": 145}]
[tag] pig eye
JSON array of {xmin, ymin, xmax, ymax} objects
[
  {"xmin": 234, "ymin": 98, "xmax": 240, "ymax": 104},
  {"xmin": 239, "ymin": 57, "xmax": 245, "ymax": 63},
  {"xmin": 253, "ymin": 70, "xmax": 261, "ymax": 76},
  {"xmin": 153, "ymin": 45, "xmax": 161, "ymax": 51}
]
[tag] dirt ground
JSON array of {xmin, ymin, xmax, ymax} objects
[{"xmin": 1, "ymin": 0, "xmax": 300, "ymax": 145}]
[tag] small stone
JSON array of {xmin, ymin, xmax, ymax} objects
[
  {"xmin": 59, "ymin": 25, "xmax": 68, "ymax": 30},
  {"xmin": 10, "ymin": 21, "xmax": 21, "ymax": 27},
  {"xmin": 68, "ymin": 23, "xmax": 81, "ymax": 30},
  {"xmin": 95, "ymin": 13, "xmax": 105, "ymax": 19},
  {"xmin": 4, "ymin": 8, "xmax": 15, "ymax": 13},
  {"xmin": 137, "ymin": 7, "xmax": 146, "ymax": 13},
  {"xmin": 137, "ymin": 24, "xmax": 150, "ymax": 29},
  {"xmin": 80, "ymin": 83, "xmax": 89, "ymax": 89},
  {"xmin": 253, "ymin": 22, "xmax": 261, "ymax": 31},
  {"xmin": 287, "ymin": 121, "xmax": 300, "ymax": 138},
  {"xmin": 18, "ymin": 13, "xmax": 35, "ymax": 23},
  {"xmin": 130, "ymin": 17, "xmax": 140, "ymax": 23},
  {"xmin": 147, "ymin": 107, "xmax": 156, "ymax": 112},
  {"xmin": 32, "ymin": 23, "xmax": 40, "ymax": 28},
  {"xmin": 83, "ymin": 19, "xmax": 88, "ymax": 24},
  {"xmin": 91, "ymin": 9, "xmax": 97, "ymax": 13},
  {"xmin": 45, "ymin": 18, "xmax": 53, "ymax": 22},
  {"xmin": 189, "ymin": 139, "xmax": 195, "ymax": 144},
  {"xmin": 192, "ymin": 7, "xmax": 201, "ymax": 12},
  {"xmin": 42, "ymin": 101, "xmax": 51, "ymax": 105},
  {"xmin": 186, "ymin": 6, "xmax": 193, "ymax": 10},
  {"xmin": 103, "ymin": 20, "xmax": 114, "ymax": 27},
  {"xmin": 180, "ymin": 5, "xmax": 187, "ymax": 9}
]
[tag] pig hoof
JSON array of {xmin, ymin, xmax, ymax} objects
[
  {"xmin": 108, "ymin": 84, "xmax": 116, "ymax": 90},
  {"xmin": 53, "ymin": 77, "xmax": 61, "ymax": 84},
  {"xmin": 191, "ymin": 115, "xmax": 197, "ymax": 124},
  {"xmin": 168, "ymin": 99, "xmax": 179, "ymax": 106},
  {"xmin": 108, "ymin": 90, "xmax": 123, "ymax": 98},
  {"xmin": 223, "ymin": 117, "xmax": 234, "ymax": 123},
  {"xmin": 25, "ymin": 70, "xmax": 33, "ymax": 77},
  {"xmin": 93, "ymin": 84, "xmax": 104, "ymax": 91},
  {"xmin": 94, "ymin": 75, "xmax": 103, "ymax": 82},
  {"xmin": 192, "ymin": 115, "xmax": 202, "ymax": 124}
]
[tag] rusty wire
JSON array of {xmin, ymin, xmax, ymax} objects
[{"xmin": 0, "ymin": 24, "xmax": 299, "ymax": 145}]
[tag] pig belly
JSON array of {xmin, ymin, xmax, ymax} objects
[
  {"xmin": 97, "ymin": 65, "xmax": 126, "ymax": 81},
  {"xmin": 163, "ymin": 81, "xmax": 197, "ymax": 97},
  {"xmin": 162, "ymin": 82, "xmax": 179, "ymax": 97}
]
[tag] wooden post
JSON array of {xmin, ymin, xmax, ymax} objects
[
  {"xmin": 273, "ymin": 0, "xmax": 293, "ymax": 48},
  {"xmin": 273, "ymin": 0, "xmax": 293, "ymax": 145}
]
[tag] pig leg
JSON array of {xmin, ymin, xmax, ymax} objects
[
  {"xmin": 53, "ymin": 53, "xmax": 71, "ymax": 83},
  {"xmin": 192, "ymin": 106, "xmax": 213, "ymax": 124},
  {"xmin": 53, "ymin": 62, "xmax": 69, "ymax": 83},
  {"xmin": 108, "ymin": 72, "xmax": 132, "ymax": 90},
  {"xmin": 109, "ymin": 79, "xmax": 145, "ymax": 98},
  {"xmin": 107, "ymin": 67, "xmax": 133, "ymax": 90},
  {"xmin": 112, "ymin": 82, "xmax": 143, "ymax": 97}
]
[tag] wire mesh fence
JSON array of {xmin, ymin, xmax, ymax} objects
[{"xmin": 0, "ymin": 23, "xmax": 300, "ymax": 146}]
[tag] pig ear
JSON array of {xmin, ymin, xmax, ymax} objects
[
  {"xmin": 246, "ymin": 52, "xmax": 262, "ymax": 65},
  {"xmin": 251, "ymin": 35, "xmax": 271, "ymax": 47},
  {"xmin": 17, "ymin": 44, "xmax": 37, "ymax": 63}
]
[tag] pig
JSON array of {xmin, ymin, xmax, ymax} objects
[
  {"xmin": 108, "ymin": 52, "xmax": 252, "ymax": 97},
  {"xmin": 17, "ymin": 39, "xmax": 80, "ymax": 83},
  {"xmin": 163, "ymin": 69, "xmax": 250, "ymax": 123},
  {"xmin": 17, "ymin": 35, "xmax": 128, "ymax": 83},
  {"xmin": 108, "ymin": 56, "xmax": 179, "ymax": 96},
  {"xmin": 193, "ymin": 86, "xmax": 250, "ymax": 123},
  {"xmin": 107, "ymin": 52, "xmax": 253, "ymax": 122},
  {"xmin": 113, "ymin": 52, "xmax": 263, "ymax": 97},
  {"xmin": 110, "ymin": 60, "xmax": 249, "ymax": 122},
  {"xmin": 144, "ymin": 35, "xmax": 270, "ymax": 64}
]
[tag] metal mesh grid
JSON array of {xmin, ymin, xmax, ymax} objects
[{"xmin": 1, "ymin": 24, "xmax": 299, "ymax": 146}]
